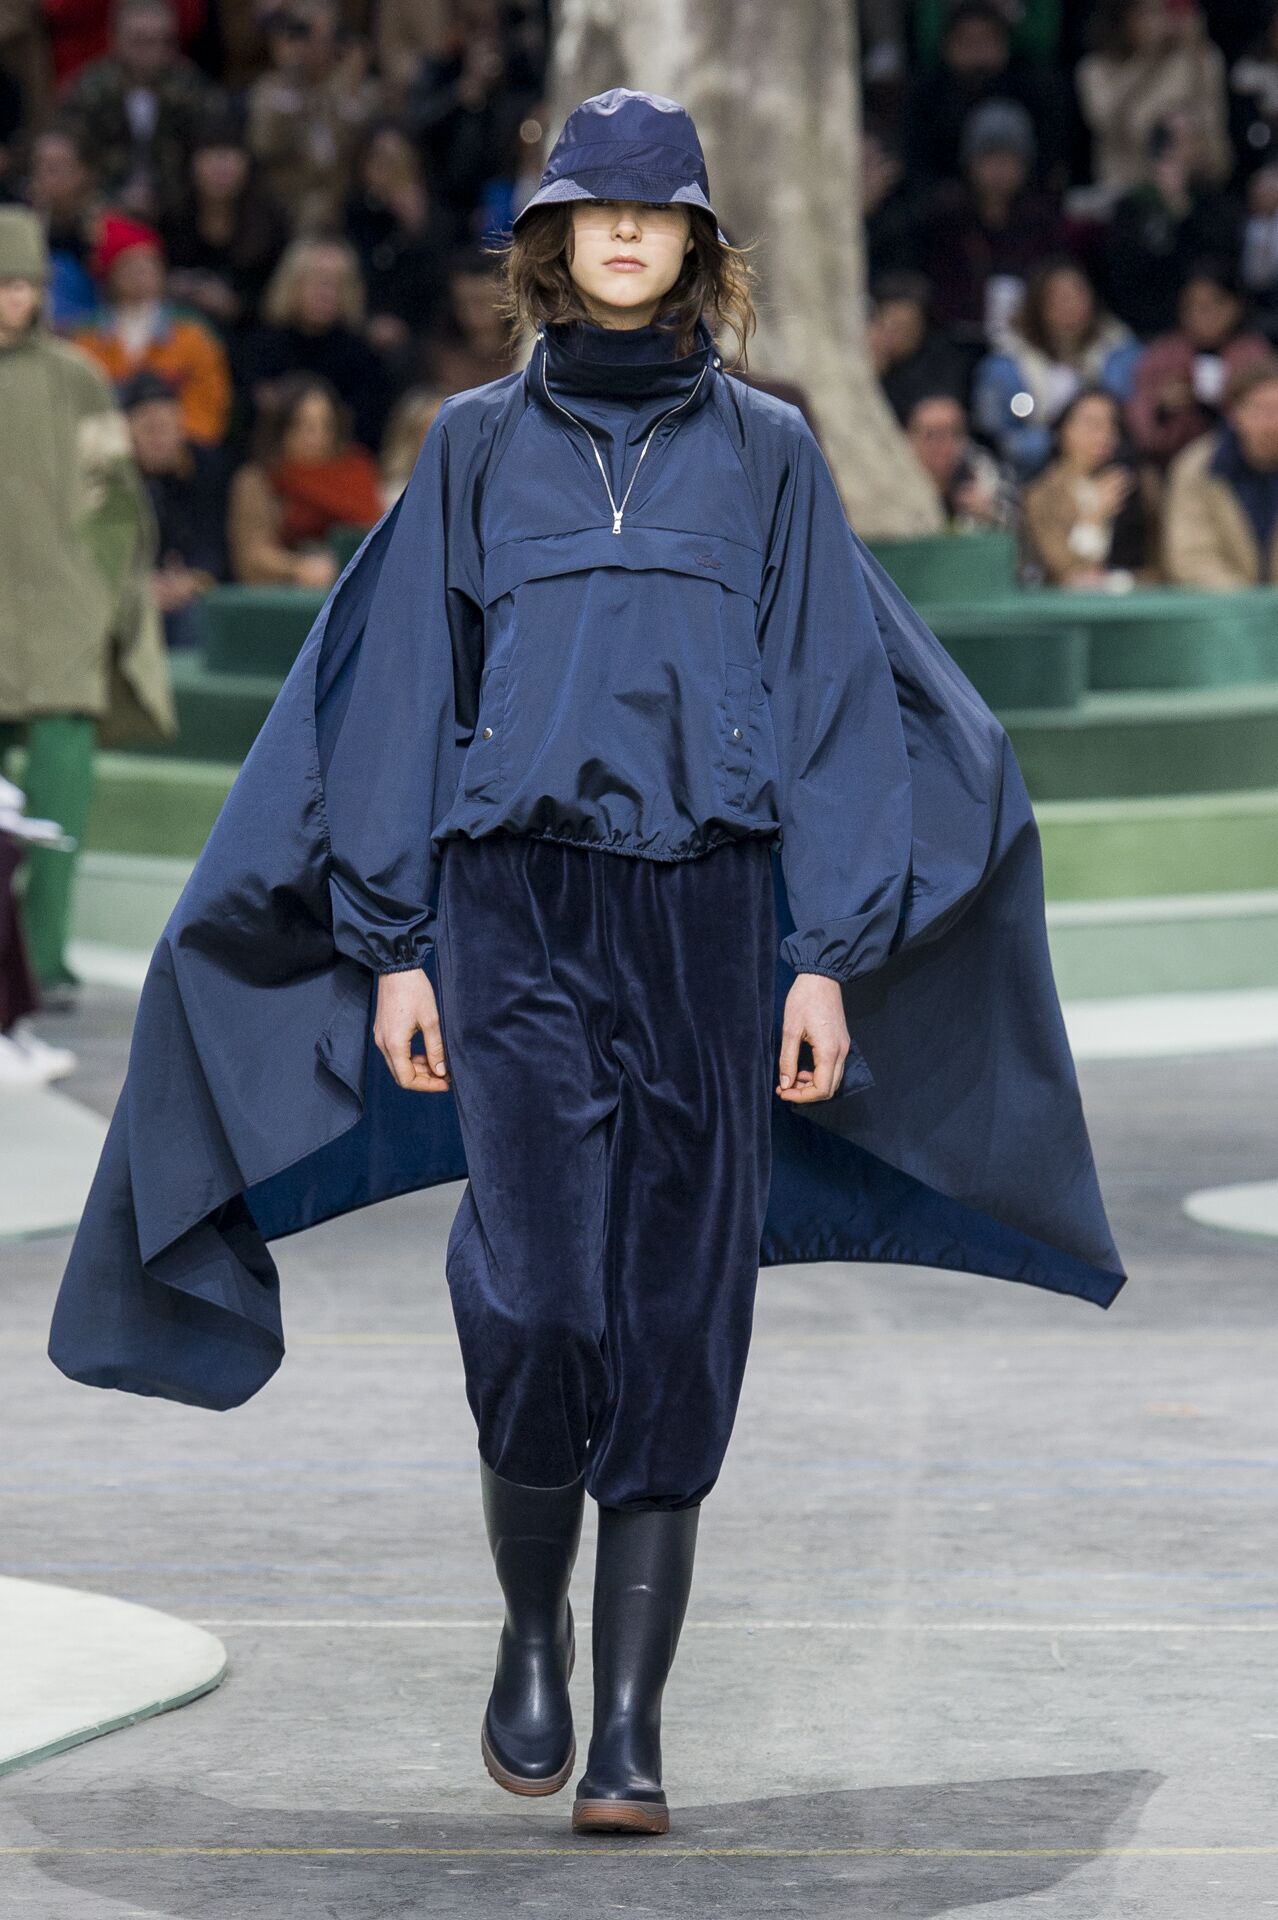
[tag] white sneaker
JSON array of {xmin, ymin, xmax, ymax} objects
[
  {"xmin": 0, "ymin": 1030, "xmax": 52, "ymax": 1087},
  {"xmin": 5, "ymin": 1019, "xmax": 77, "ymax": 1082}
]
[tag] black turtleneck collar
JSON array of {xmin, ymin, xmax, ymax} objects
[{"xmin": 531, "ymin": 311, "xmax": 720, "ymax": 409}]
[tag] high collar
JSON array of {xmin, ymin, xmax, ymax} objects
[{"xmin": 530, "ymin": 312, "xmax": 720, "ymax": 415}]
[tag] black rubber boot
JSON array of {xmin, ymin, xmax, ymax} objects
[
  {"xmin": 478, "ymin": 1458, "xmax": 585, "ymax": 1795},
  {"xmin": 571, "ymin": 1503, "xmax": 701, "ymax": 1836}
]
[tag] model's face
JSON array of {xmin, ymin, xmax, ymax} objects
[
  {"xmin": 567, "ymin": 199, "xmax": 693, "ymax": 328},
  {"xmin": 0, "ymin": 276, "xmax": 42, "ymax": 338}
]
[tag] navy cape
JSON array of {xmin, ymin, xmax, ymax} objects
[{"xmin": 48, "ymin": 426, "xmax": 1127, "ymax": 1413}]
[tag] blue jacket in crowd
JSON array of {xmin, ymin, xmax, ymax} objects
[{"xmin": 47, "ymin": 307, "xmax": 1128, "ymax": 1412}]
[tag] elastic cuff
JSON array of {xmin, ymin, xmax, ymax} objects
[
  {"xmin": 377, "ymin": 954, "xmax": 431, "ymax": 974},
  {"xmin": 791, "ymin": 965, "xmax": 850, "ymax": 984}
]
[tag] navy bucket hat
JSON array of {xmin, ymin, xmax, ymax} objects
[{"xmin": 512, "ymin": 87, "xmax": 730, "ymax": 245}]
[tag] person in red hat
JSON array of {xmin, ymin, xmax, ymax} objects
[{"xmin": 72, "ymin": 211, "xmax": 232, "ymax": 445}]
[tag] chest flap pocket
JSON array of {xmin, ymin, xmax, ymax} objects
[{"xmin": 481, "ymin": 525, "xmax": 764, "ymax": 614}]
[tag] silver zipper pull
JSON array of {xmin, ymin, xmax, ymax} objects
[{"xmin": 612, "ymin": 506, "xmax": 623, "ymax": 534}]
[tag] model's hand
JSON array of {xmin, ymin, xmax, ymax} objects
[
  {"xmin": 374, "ymin": 968, "xmax": 451, "ymax": 1092},
  {"xmin": 777, "ymin": 975, "xmax": 849, "ymax": 1102}
]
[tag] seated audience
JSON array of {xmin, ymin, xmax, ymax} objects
[
  {"xmin": 422, "ymin": 242, "xmax": 513, "ymax": 391},
  {"xmin": 120, "ymin": 368, "xmax": 230, "ymax": 646},
  {"xmin": 235, "ymin": 235, "xmax": 395, "ymax": 451},
  {"xmin": 72, "ymin": 212, "xmax": 232, "ymax": 444},
  {"xmin": 376, "ymin": 0, "xmax": 451, "ymax": 107},
  {"xmin": 246, "ymin": 0, "xmax": 382, "ymax": 234},
  {"xmin": 161, "ymin": 108, "xmax": 289, "ymax": 337},
  {"xmin": 863, "ymin": 126, "xmax": 926, "ymax": 280},
  {"xmin": 406, "ymin": 1, "xmax": 540, "ymax": 249},
  {"xmin": 1128, "ymin": 260, "xmax": 1273, "ymax": 467},
  {"xmin": 1103, "ymin": 113, "xmax": 1245, "ymax": 339},
  {"xmin": 905, "ymin": 392, "xmax": 1017, "ymax": 531},
  {"xmin": 227, "ymin": 372, "xmax": 382, "ymax": 587},
  {"xmin": 903, "ymin": 0, "xmax": 1069, "ymax": 190},
  {"xmin": 920, "ymin": 97, "xmax": 1067, "ymax": 339},
  {"xmin": 1022, "ymin": 386, "xmax": 1160, "ymax": 587},
  {"xmin": 345, "ymin": 120, "xmax": 450, "ymax": 360},
  {"xmin": 1163, "ymin": 356, "xmax": 1278, "ymax": 584},
  {"xmin": 1076, "ymin": 0, "xmax": 1231, "ymax": 209},
  {"xmin": 1230, "ymin": 6, "xmax": 1278, "ymax": 184},
  {"xmin": 23, "ymin": 122, "xmax": 101, "ymax": 326},
  {"xmin": 62, "ymin": 0, "xmax": 213, "ymax": 221},
  {"xmin": 973, "ymin": 258, "xmax": 1142, "ymax": 480},
  {"xmin": 868, "ymin": 270, "xmax": 971, "ymax": 426},
  {"xmin": 1240, "ymin": 162, "xmax": 1278, "ymax": 321}
]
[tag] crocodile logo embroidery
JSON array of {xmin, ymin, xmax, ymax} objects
[{"xmin": 695, "ymin": 552, "xmax": 722, "ymax": 570}]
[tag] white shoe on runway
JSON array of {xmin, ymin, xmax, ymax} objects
[
  {"xmin": 2, "ymin": 1021, "xmax": 77, "ymax": 1083},
  {"xmin": 0, "ymin": 1031, "xmax": 53, "ymax": 1087}
]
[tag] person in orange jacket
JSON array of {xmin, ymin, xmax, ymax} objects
[{"xmin": 72, "ymin": 211, "xmax": 232, "ymax": 445}]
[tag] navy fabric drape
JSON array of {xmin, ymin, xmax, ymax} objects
[{"xmin": 48, "ymin": 334, "xmax": 1127, "ymax": 1414}]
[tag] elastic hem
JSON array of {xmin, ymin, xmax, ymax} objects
[{"xmin": 790, "ymin": 965, "xmax": 852, "ymax": 983}]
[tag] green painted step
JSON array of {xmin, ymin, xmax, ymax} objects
[
  {"xmin": 83, "ymin": 754, "xmax": 235, "ymax": 860},
  {"xmin": 1004, "ymin": 681, "xmax": 1278, "ymax": 800},
  {"xmin": 868, "ymin": 530, "xmax": 1019, "ymax": 603},
  {"xmin": 126, "ymin": 650, "xmax": 284, "ymax": 765},
  {"xmin": 927, "ymin": 585, "xmax": 1278, "ymax": 699},
  {"xmin": 202, "ymin": 585, "xmax": 326, "ymax": 678},
  {"xmin": 1037, "ymin": 789, "xmax": 1278, "ymax": 899}
]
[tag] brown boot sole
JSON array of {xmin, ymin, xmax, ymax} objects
[
  {"xmin": 571, "ymin": 1797, "xmax": 670, "ymax": 1836},
  {"xmin": 481, "ymin": 1721, "xmax": 575, "ymax": 1796},
  {"xmin": 479, "ymin": 1624, "xmax": 576, "ymax": 1797}
]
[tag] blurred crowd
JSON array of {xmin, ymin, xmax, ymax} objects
[
  {"xmin": 864, "ymin": 0, "xmax": 1278, "ymax": 587},
  {"xmin": 0, "ymin": 0, "xmax": 545, "ymax": 632},
  {"xmin": 2, "ymin": 0, "xmax": 1278, "ymax": 606}
]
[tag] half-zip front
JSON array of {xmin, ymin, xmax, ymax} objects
[{"xmin": 528, "ymin": 314, "xmax": 721, "ymax": 534}]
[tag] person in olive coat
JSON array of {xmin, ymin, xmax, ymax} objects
[{"xmin": 0, "ymin": 208, "xmax": 175, "ymax": 1001}]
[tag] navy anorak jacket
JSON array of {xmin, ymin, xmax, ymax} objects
[{"xmin": 48, "ymin": 314, "xmax": 1128, "ymax": 1412}]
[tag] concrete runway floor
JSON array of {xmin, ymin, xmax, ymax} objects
[{"xmin": 2, "ymin": 984, "xmax": 1276, "ymax": 1918}]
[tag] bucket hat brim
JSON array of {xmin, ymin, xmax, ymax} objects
[{"xmin": 513, "ymin": 167, "xmax": 729, "ymax": 247}]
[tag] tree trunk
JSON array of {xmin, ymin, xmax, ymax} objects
[{"xmin": 543, "ymin": 0, "xmax": 943, "ymax": 537}]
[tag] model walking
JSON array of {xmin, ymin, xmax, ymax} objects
[
  {"xmin": 49, "ymin": 91, "xmax": 1126, "ymax": 1843},
  {"xmin": 368, "ymin": 90, "xmax": 885, "ymax": 1835}
]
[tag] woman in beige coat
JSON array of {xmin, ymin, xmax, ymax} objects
[{"xmin": 1022, "ymin": 386, "xmax": 1161, "ymax": 588}]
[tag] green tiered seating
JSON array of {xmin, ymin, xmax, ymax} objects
[{"xmin": 69, "ymin": 558, "xmax": 1278, "ymax": 995}]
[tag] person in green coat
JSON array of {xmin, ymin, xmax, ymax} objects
[{"xmin": 0, "ymin": 207, "xmax": 177, "ymax": 1004}]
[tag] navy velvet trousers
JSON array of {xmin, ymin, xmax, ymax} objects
[{"xmin": 433, "ymin": 829, "xmax": 777, "ymax": 1511}]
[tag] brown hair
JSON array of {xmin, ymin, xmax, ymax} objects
[
  {"xmin": 1013, "ymin": 257, "xmax": 1105, "ymax": 356},
  {"xmin": 482, "ymin": 202, "xmax": 759, "ymax": 370},
  {"xmin": 251, "ymin": 373, "xmax": 352, "ymax": 464}
]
